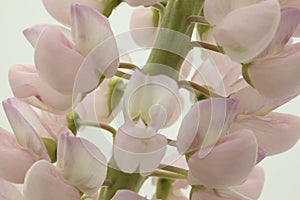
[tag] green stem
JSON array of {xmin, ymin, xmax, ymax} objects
[
  {"xmin": 102, "ymin": 0, "xmax": 122, "ymax": 17},
  {"xmin": 192, "ymin": 41, "xmax": 221, "ymax": 53},
  {"xmin": 77, "ymin": 120, "xmax": 117, "ymax": 135},
  {"xmin": 150, "ymin": 171, "xmax": 186, "ymax": 180},
  {"xmin": 98, "ymin": 159, "xmax": 147, "ymax": 200},
  {"xmin": 143, "ymin": 0, "xmax": 205, "ymax": 80},
  {"xmin": 159, "ymin": 164, "xmax": 188, "ymax": 177},
  {"xmin": 188, "ymin": 15, "xmax": 209, "ymax": 25},
  {"xmin": 156, "ymin": 178, "xmax": 174, "ymax": 200}
]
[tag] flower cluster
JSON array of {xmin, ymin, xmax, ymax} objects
[{"xmin": 1, "ymin": 0, "xmax": 300, "ymax": 199}]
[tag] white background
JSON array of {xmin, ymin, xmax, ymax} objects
[{"xmin": 1, "ymin": 1, "xmax": 300, "ymax": 199}]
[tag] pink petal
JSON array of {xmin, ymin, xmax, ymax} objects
[
  {"xmin": 34, "ymin": 26, "xmax": 84, "ymax": 93},
  {"xmin": 231, "ymin": 86, "xmax": 295, "ymax": 116},
  {"xmin": 0, "ymin": 128, "xmax": 37, "ymax": 183},
  {"xmin": 3, "ymin": 97, "xmax": 57, "ymax": 140},
  {"xmin": 123, "ymin": 70, "xmax": 180, "ymax": 130},
  {"xmin": 57, "ymin": 129, "xmax": 107, "ymax": 195},
  {"xmin": 125, "ymin": 0, "xmax": 163, "ymax": 6},
  {"xmin": 188, "ymin": 129, "xmax": 257, "ymax": 188},
  {"xmin": 9, "ymin": 65, "xmax": 74, "ymax": 113},
  {"xmin": 3, "ymin": 98, "xmax": 50, "ymax": 161},
  {"xmin": 23, "ymin": 160, "xmax": 81, "ymax": 200},
  {"xmin": 230, "ymin": 112, "xmax": 300, "ymax": 155},
  {"xmin": 258, "ymin": 8, "xmax": 300, "ymax": 57},
  {"xmin": 111, "ymin": 190, "xmax": 146, "ymax": 200},
  {"xmin": 114, "ymin": 124, "xmax": 167, "ymax": 173},
  {"xmin": 213, "ymin": 0, "xmax": 280, "ymax": 62},
  {"xmin": 177, "ymin": 98, "xmax": 239, "ymax": 155},
  {"xmin": 41, "ymin": 0, "xmax": 105, "ymax": 26},
  {"xmin": 204, "ymin": 0, "xmax": 259, "ymax": 25},
  {"xmin": 192, "ymin": 50, "xmax": 242, "ymax": 96},
  {"xmin": 0, "ymin": 178, "xmax": 24, "ymax": 200},
  {"xmin": 130, "ymin": 7, "xmax": 157, "ymax": 47},
  {"xmin": 232, "ymin": 166, "xmax": 265, "ymax": 200},
  {"xmin": 23, "ymin": 24, "xmax": 71, "ymax": 48},
  {"xmin": 249, "ymin": 43, "xmax": 300, "ymax": 98},
  {"xmin": 73, "ymin": 37, "xmax": 120, "ymax": 93},
  {"xmin": 71, "ymin": 4, "xmax": 118, "ymax": 57}
]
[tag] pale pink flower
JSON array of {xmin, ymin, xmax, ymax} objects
[
  {"xmin": 114, "ymin": 124, "xmax": 167, "ymax": 174},
  {"xmin": 230, "ymin": 112, "xmax": 300, "ymax": 155},
  {"xmin": 188, "ymin": 130, "xmax": 258, "ymax": 188},
  {"xmin": 204, "ymin": 0, "xmax": 281, "ymax": 62},
  {"xmin": 191, "ymin": 50, "xmax": 245, "ymax": 97},
  {"xmin": 0, "ymin": 128, "xmax": 37, "ymax": 183},
  {"xmin": 130, "ymin": 6, "xmax": 158, "ymax": 47},
  {"xmin": 23, "ymin": 129, "xmax": 107, "ymax": 199},
  {"xmin": 247, "ymin": 43, "xmax": 300, "ymax": 98},
  {"xmin": 23, "ymin": 4, "xmax": 119, "ymax": 94},
  {"xmin": 41, "ymin": 0, "xmax": 106, "ymax": 26},
  {"xmin": 177, "ymin": 98, "xmax": 239, "ymax": 154},
  {"xmin": 191, "ymin": 166, "xmax": 264, "ymax": 200},
  {"xmin": 123, "ymin": 70, "xmax": 180, "ymax": 130}
]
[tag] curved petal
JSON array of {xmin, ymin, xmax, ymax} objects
[
  {"xmin": 0, "ymin": 178, "xmax": 23, "ymax": 200},
  {"xmin": 9, "ymin": 65, "xmax": 74, "ymax": 113},
  {"xmin": 230, "ymin": 112, "xmax": 300, "ymax": 155},
  {"xmin": 125, "ymin": 0, "xmax": 163, "ymax": 6},
  {"xmin": 57, "ymin": 129, "xmax": 107, "ymax": 195},
  {"xmin": 123, "ymin": 70, "xmax": 180, "ymax": 130},
  {"xmin": 188, "ymin": 130, "xmax": 257, "ymax": 188},
  {"xmin": 23, "ymin": 24, "xmax": 71, "ymax": 48},
  {"xmin": 34, "ymin": 26, "xmax": 84, "ymax": 93},
  {"xmin": 111, "ymin": 190, "xmax": 146, "ymax": 200},
  {"xmin": 258, "ymin": 8, "xmax": 300, "ymax": 57},
  {"xmin": 41, "ymin": 0, "xmax": 105, "ymax": 26},
  {"xmin": 114, "ymin": 124, "xmax": 167, "ymax": 174},
  {"xmin": 177, "ymin": 98, "xmax": 239, "ymax": 155},
  {"xmin": 23, "ymin": 160, "xmax": 81, "ymax": 200},
  {"xmin": 204, "ymin": 0, "xmax": 259, "ymax": 25},
  {"xmin": 130, "ymin": 7, "xmax": 157, "ymax": 47},
  {"xmin": 71, "ymin": 4, "xmax": 118, "ymax": 57},
  {"xmin": 0, "ymin": 128, "xmax": 37, "ymax": 183},
  {"xmin": 232, "ymin": 166, "xmax": 265, "ymax": 200},
  {"xmin": 3, "ymin": 98, "xmax": 57, "ymax": 140},
  {"xmin": 231, "ymin": 86, "xmax": 295, "ymax": 116},
  {"xmin": 249, "ymin": 43, "xmax": 300, "ymax": 98},
  {"xmin": 213, "ymin": 0, "xmax": 280, "ymax": 62},
  {"xmin": 3, "ymin": 99, "xmax": 50, "ymax": 161}
]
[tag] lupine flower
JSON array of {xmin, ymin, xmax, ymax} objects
[
  {"xmin": 123, "ymin": 70, "xmax": 180, "ymax": 130},
  {"xmin": 204, "ymin": 0, "xmax": 281, "ymax": 62},
  {"xmin": 230, "ymin": 112, "xmax": 300, "ymax": 156},
  {"xmin": 130, "ymin": 6, "xmax": 158, "ymax": 47},
  {"xmin": 191, "ymin": 166, "xmax": 264, "ymax": 200},
  {"xmin": 177, "ymin": 98, "xmax": 240, "ymax": 154},
  {"xmin": 191, "ymin": 50, "xmax": 245, "ymax": 97},
  {"xmin": 114, "ymin": 124, "xmax": 167, "ymax": 173},
  {"xmin": 41, "ymin": 0, "xmax": 106, "ymax": 26},
  {"xmin": 247, "ymin": 43, "xmax": 300, "ymax": 98},
  {"xmin": 23, "ymin": 129, "xmax": 107, "ymax": 200},
  {"xmin": 187, "ymin": 130, "xmax": 258, "ymax": 188}
]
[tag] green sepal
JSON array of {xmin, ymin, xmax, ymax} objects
[
  {"xmin": 41, "ymin": 137, "xmax": 57, "ymax": 163},
  {"xmin": 156, "ymin": 178, "xmax": 174, "ymax": 200},
  {"xmin": 242, "ymin": 63, "xmax": 254, "ymax": 87},
  {"xmin": 66, "ymin": 111, "xmax": 80, "ymax": 136},
  {"xmin": 107, "ymin": 77, "xmax": 125, "ymax": 116}
]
